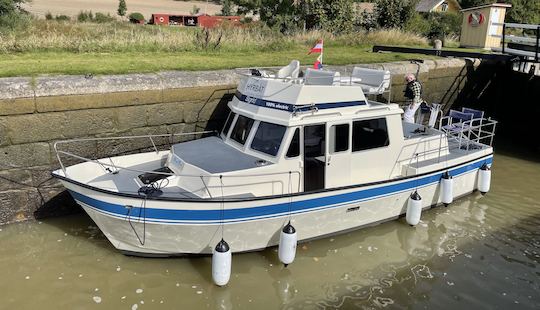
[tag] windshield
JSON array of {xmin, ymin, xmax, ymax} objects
[
  {"xmin": 230, "ymin": 115, "xmax": 255, "ymax": 145},
  {"xmin": 221, "ymin": 112, "xmax": 235, "ymax": 137},
  {"xmin": 251, "ymin": 121, "xmax": 286, "ymax": 156}
]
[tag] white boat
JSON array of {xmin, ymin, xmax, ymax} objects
[{"xmin": 52, "ymin": 62, "xmax": 497, "ymax": 257}]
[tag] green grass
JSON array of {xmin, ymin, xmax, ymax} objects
[{"xmin": 0, "ymin": 46, "xmax": 440, "ymax": 77}]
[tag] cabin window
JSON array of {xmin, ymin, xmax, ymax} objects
[
  {"xmin": 331, "ymin": 124, "xmax": 349, "ymax": 153},
  {"xmin": 221, "ymin": 111, "xmax": 235, "ymax": 137},
  {"xmin": 352, "ymin": 118, "xmax": 390, "ymax": 152},
  {"xmin": 231, "ymin": 115, "xmax": 254, "ymax": 145},
  {"xmin": 251, "ymin": 121, "xmax": 286, "ymax": 156},
  {"xmin": 286, "ymin": 128, "xmax": 300, "ymax": 158}
]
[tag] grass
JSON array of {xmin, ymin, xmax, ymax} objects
[
  {"xmin": 0, "ymin": 20, "xmax": 439, "ymax": 77},
  {"xmin": 0, "ymin": 48, "xmax": 439, "ymax": 77}
]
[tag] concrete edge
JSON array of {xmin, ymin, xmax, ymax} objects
[{"xmin": 0, "ymin": 59, "xmax": 479, "ymax": 100}]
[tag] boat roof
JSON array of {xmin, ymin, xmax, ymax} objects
[
  {"xmin": 171, "ymin": 136, "xmax": 268, "ymax": 173},
  {"xmin": 230, "ymin": 75, "xmax": 402, "ymax": 126}
]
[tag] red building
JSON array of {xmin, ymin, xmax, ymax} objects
[{"xmin": 151, "ymin": 14, "xmax": 240, "ymax": 28}]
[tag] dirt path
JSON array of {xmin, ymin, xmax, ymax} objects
[{"xmin": 24, "ymin": 0, "xmax": 222, "ymax": 19}]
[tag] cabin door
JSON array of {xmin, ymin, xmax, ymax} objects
[
  {"xmin": 325, "ymin": 122, "xmax": 351, "ymax": 188},
  {"xmin": 303, "ymin": 124, "xmax": 326, "ymax": 191}
]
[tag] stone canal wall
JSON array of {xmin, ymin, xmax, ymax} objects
[{"xmin": 0, "ymin": 58, "xmax": 493, "ymax": 225}]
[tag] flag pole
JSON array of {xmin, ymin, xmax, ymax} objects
[{"xmin": 320, "ymin": 40, "xmax": 324, "ymax": 67}]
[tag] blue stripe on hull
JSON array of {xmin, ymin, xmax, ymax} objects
[{"xmin": 70, "ymin": 156, "xmax": 492, "ymax": 223}]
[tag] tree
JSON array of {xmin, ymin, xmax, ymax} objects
[
  {"xmin": 0, "ymin": 0, "xmax": 29, "ymax": 30},
  {"xmin": 458, "ymin": 0, "xmax": 492, "ymax": 9},
  {"xmin": 504, "ymin": 0, "xmax": 540, "ymax": 25},
  {"xmin": 374, "ymin": 0, "xmax": 416, "ymax": 29},
  {"xmin": 0, "ymin": 0, "xmax": 26, "ymax": 15},
  {"xmin": 231, "ymin": 0, "xmax": 355, "ymax": 34},
  {"xmin": 117, "ymin": 0, "xmax": 127, "ymax": 17},
  {"xmin": 310, "ymin": 0, "xmax": 355, "ymax": 34},
  {"xmin": 221, "ymin": 0, "xmax": 233, "ymax": 16}
]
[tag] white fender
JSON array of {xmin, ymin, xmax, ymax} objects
[
  {"xmin": 212, "ymin": 239, "xmax": 231, "ymax": 286},
  {"xmin": 406, "ymin": 191, "xmax": 422, "ymax": 226},
  {"xmin": 440, "ymin": 172, "xmax": 454, "ymax": 205},
  {"xmin": 478, "ymin": 164, "xmax": 491, "ymax": 194},
  {"xmin": 278, "ymin": 222, "xmax": 297, "ymax": 266}
]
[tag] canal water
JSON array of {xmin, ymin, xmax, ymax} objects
[{"xmin": 0, "ymin": 150, "xmax": 539, "ymax": 309}]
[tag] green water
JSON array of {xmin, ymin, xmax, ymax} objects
[{"xmin": 0, "ymin": 152, "xmax": 539, "ymax": 309}]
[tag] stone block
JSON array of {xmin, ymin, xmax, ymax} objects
[
  {"xmin": 167, "ymin": 123, "xmax": 198, "ymax": 143},
  {"xmin": 0, "ymin": 188, "xmax": 41, "ymax": 224},
  {"xmin": 146, "ymin": 102, "xmax": 184, "ymax": 126},
  {"xmin": 102, "ymin": 90, "xmax": 162, "ymax": 107},
  {"xmin": 115, "ymin": 105, "xmax": 148, "ymax": 131},
  {"xmin": 5, "ymin": 112, "xmax": 66, "ymax": 144},
  {"xmin": 197, "ymin": 93, "xmax": 233, "ymax": 123},
  {"xmin": 96, "ymin": 126, "xmax": 168, "ymax": 157},
  {"xmin": 0, "ymin": 143, "xmax": 51, "ymax": 167},
  {"xmin": 428, "ymin": 67, "xmax": 467, "ymax": 80},
  {"xmin": 162, "ymin": 85, "xmax": 234, "ymax": 104},
  {"xmin": 158, "ymin": 70, "xmax": 238, "ymax": 90},
  {"xmin": 0, "ymin": 77, "xmax": 34, "ymax": 100},
  {"xmin": 51, "ymin": 139, "xmax": 98, "ymax": 167},
  {"xmin": 0, "ymin": 97, "xmax": 35, "ymax": 115},
  {"xmin": 34, "ymin": 73, "xmax": 163, "ymax": 97},
  {"xmin": 0, "ymin": 119, "xmax": 9, "ymax": 146},
  {"xmin": 183, "ymin": 102, "xmax": 202, "ymax": 124},
  {"xmin": 29, "ymin": 166, "xmax": 60, "ymax": 188},
  {"xmin": 63, "ymin": 109, "xmax": 116, "ymax": 138},
  {"xmin": 0, "ymin": 169, "xmax": 33, "ymax": 191},
  {"xmin": 35, "ymin": 93, "xmax": 105, "ymax": 113}
]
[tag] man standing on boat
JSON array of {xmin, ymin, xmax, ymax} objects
[{"xmin": 403, "ymin": 73, "xmax": 424, "ymax": 123}]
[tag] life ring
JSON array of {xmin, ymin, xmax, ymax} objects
[
  {"xmin": 159, "ymin": 16, "xmax": 165, "ymax": 23},
  {"xmin": 468, "ymin": 12, "xmax": 484, "ymax": 27}
]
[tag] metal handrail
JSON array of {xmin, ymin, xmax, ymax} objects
[
  {"xmin": 53, "ymin": 131, "xmax": 216, "ymax": 175},
  {"xmin": 54, "ymin": 132, "xmax": 303, "ymax": 197},
  {"xmin": 491, "ymin": 22, "xmax": 540, "ymax": 62}
]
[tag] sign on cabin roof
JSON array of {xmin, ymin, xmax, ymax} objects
[{"xmin": 415, "ymin": 0, "xmax": 461, "ymax": 13}]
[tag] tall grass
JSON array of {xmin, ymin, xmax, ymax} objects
[{"xmin": 0, "ymin": 20, "xmax": 429, "ymax": 54}]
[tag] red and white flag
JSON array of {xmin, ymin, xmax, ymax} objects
[{"xmin": 308, "ymin": 39, "xmax": 323, "ymax": 54}]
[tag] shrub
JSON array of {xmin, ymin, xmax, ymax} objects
[
  {"xmin": 94, "ymin": 12, "xmax": 115, "ymax": 23},
  {"xmin": 45, "ymin": 12, "xmax": 53, "ymax": 20},
  {"xmin": 129, "ymin": 12, "xmax": 144, "ymax": 22},
  {"xmin": 55, "ymin": 15, "xmax": 71, "ymax": 22},
  {"xmin": 77, "ymin": 10, "xmax": 94, "ymax": 22},
  {"xmin": 404, "ymin": 13, "xmax": 431, "ymax": 35},
  {"xmin": 0, "ymin": 0, "xmax": 30, "ymax": 31}
]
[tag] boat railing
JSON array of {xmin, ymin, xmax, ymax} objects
[
  {"xmin": 54, "ymin": 131, "xmax": 217, "ymax": 175},
  {"xmin": 438, "ymin": 116, "xmax": 498, "ymax": 150},
  {"xmin": 392, "ymin": 117, "xmax": 497, "ymax": 176},
  {"xmin": 54, "ymin": 131, "xmax": 302, "ymax": 197},
  {"xmin": 234, "ymin": 67, "xmax": 389, "ymax": 87}
]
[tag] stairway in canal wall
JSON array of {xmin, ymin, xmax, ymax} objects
[{"xmin": 0, "ymin": 58, "xmax": 513, "ymax": 225}]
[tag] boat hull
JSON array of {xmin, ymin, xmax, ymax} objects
[{"xmin": 58, "ymin": 155, "xmax": 492, "ymax": 256}]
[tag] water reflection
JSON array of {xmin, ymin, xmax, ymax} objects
[{"xmin": 0, "ymin": 153, "xmax": 539, "ymax": 309}]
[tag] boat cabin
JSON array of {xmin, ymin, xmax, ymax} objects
[{"xmin": 164, "ymin": 64, "xmax": 449, "ymax": 198}]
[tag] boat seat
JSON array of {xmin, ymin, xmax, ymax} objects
[
  {"xmin": 277, "ymin": 60, "xmax": 300, "ymax": 79},
  {"xmin": 441, "ymin": 109, "xmax": 475, "ymax": 132},
  {"xmin": 462, "ymin": 107, "xmax": 485, "ymax": 126},
  {"xmin": 351, "ymin": 67, "xmax": 391, "ymax": 95},
  {"xmin": 304, "ymin": 68, "xmax": 340, "ymax": 85}
]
